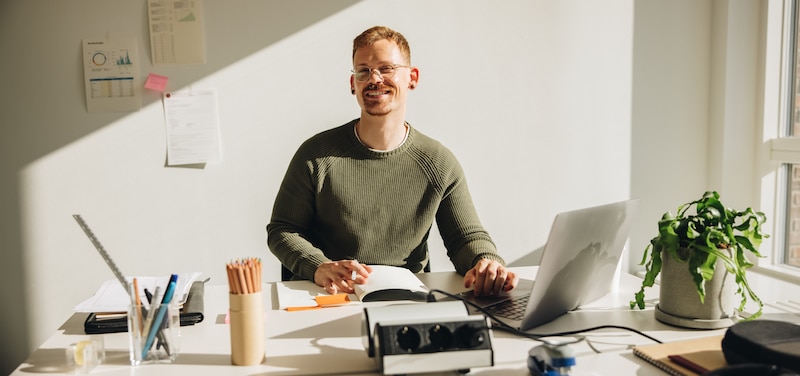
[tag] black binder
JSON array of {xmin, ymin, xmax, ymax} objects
[{"xmin": 84, "ymin": 280, "xmax": 205, "ymax": 334}]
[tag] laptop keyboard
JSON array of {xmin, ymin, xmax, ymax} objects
[{"xmin": 483, "ymin": 295, "xmax": 529, "ymax": 320}]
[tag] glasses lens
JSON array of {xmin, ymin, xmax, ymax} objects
[
  {"xmin": 353, "ymin": 65, "xmax": 405, "ymax": 82},
  {"xmin": 354, "ymin": 68, "xmax": 371, "ymax": 82},
  {"xmin": 378, "ymin": 66, "xmax": 396, "ymax": 76}
]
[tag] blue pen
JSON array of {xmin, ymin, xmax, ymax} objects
[{"xmin": 141, "ymin": 274, "xmax": 178, "ymax": 359}]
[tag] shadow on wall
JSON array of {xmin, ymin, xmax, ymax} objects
[
  {"xmin": 0, "ymin": 1, "xmax": 362, "ymax": 374},
  {"xmin": 508, "ymin": 246, "xmax": 545, "ymax": 267}
]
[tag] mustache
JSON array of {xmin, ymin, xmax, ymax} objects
[{"xmin": 364, "ymin": 83, "xmax": 393, "ymax": 92}]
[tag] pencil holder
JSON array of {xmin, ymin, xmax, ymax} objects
[
  {"xmin": 229, "ymin": 291, "xmax": 265, "ymax": 365},
  {"xmin": 128, "ymin": 302, "xmax": 180, "ymax": 365}
]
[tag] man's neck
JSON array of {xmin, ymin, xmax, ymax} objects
[{"xmin": 355, "ymin": 116, "xmax": 408, "ymax": 151}]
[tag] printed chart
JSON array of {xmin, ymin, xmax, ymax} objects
[{"xmin": 82, "ymin": 38, "xmax": 141, "ymax": 112}]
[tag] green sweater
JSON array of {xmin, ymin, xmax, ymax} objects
[{"xmin": 267, "ymin": 119, "xmax": 504, "ymax": 280}]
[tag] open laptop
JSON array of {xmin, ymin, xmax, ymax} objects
[{"xmin": 461, "ymin": 199, "xmax": 639, "ymax": 332}]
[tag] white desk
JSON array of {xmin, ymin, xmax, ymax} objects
[{"xmin": 11, "ymin": 267, "xmax": 798, "ymax": 375}]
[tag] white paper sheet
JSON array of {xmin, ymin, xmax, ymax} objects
[
  {"xmin": 74, "ymin": 272, "xmax": 203, "ymax": 313},
  {"xmin": 148, "ymin": 0, "xmax": 206, "ymax": 65},
  {"xmin": 82, "ymin": 37, "xmax": 142, "ymax": 112},
  {"xmin": 162, "ymin": 89, "xmax": 221, "ymax": 166}
]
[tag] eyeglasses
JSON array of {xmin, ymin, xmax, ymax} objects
[{"xmin": 351, "ymin": 64, "xmax": 411, "ymax": 82}]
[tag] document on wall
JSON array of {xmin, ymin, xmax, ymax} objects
[
  {"xmin": 82, "ymin": 37, "xmax": 142, "ymax": 112},
  {"xmin": 162, "ymin": 89, "xmax": 221, "ymax": 166},
  {"xmin": 147, "ymin": 0, "xmax": 206, "ymax": 65}
]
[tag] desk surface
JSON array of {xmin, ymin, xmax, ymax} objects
[{"xmin": 11, "ymin": 267, "xmax": 799, "ymax": 375}]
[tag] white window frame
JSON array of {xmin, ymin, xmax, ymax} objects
[{"xmin": 758, "ymin": 0, "xmax": 800, "ymax": 283}]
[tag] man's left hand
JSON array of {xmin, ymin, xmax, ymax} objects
[{"xmin": 463, "ymin": 259, "xmax": 518, "ymax": 296}]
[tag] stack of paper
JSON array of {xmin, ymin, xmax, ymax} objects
[{"xmin": 75, "ymin": 272, "xmax": 203, "ymax": 313}]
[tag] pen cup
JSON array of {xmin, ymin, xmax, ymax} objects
[
  {"xmin": 229, "ymin": 291, "xmax": 265, "ymax": 365},
  {"xmin": 128, "ymin": 302, "xmax": 180, "ymax": 365}
]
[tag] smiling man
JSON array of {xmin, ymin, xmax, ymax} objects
[{"xmin": 267, "ymin": 26, "xmax": 518, "ymax": 297}]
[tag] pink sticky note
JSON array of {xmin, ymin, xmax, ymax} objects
[{"xmin": 144, "ymin": 73, "xmax": 169, "ymax": 91}]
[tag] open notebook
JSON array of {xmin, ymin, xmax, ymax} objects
[{"xmin": 276, "ymin": 265, "xmax": 429, "ymax": 310}]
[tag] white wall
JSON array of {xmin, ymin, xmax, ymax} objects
[
  {"xmin": 3, "ymin": 0, "xmax": 749, "ymax": 373},
  {"xmin": 630, "ymin": 1, "xmax": 713, "ymax": 269}
]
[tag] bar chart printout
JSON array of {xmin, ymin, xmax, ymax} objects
[{"xmin": 82, "ymin": 37, "xmax": 142, "ymax": 112}]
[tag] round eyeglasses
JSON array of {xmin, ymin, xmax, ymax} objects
[{"xmin": 351, "ymin": 64, "xmax": 411, "ymax": 82}]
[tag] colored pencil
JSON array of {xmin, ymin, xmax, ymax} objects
[{"xmin": 226, "ymin": 258, "xmax": 262, "ymax": 294}]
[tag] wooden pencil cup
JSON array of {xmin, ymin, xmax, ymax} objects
[{"xmin": 229, "ymin": 291, "xmax": 265, "ymax": 365}]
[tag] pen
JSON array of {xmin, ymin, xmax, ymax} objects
[
  {"xmin": 668, "ymin": 354, "xmax": 708, "ymax": 374},
  {"xmin": 143, "ymin": 287, "xmax": 170, "ymax": 353},
  {"xmin": 140, "ymin": 286, "xmax": 161, "ymax": 346},
  {"xmin": 141, "ymin": 274, "xmax": 178, "ymax": 359},
  {"xmin": 286, "ymin": 305, "xmax": 323, "ymax": 311},
  {"xmin": 351, "ymin": 259, "xmax": 358, "ymax": 281}
]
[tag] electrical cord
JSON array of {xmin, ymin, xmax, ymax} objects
[{"xmin": 427, "ymin": 288, "xmax": 663, "ymax": 350}]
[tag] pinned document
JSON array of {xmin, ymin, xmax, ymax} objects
[
  {"xmin": 147, "ymin": 0, "xmax": 206, "ymax": 65},
  {"xmin": 82, "ymin": 37, "xmax": 142, "ymax": 112},
  {"xmin": 162, "ymin": 89, "xmax": 221, "ymax": 166}
]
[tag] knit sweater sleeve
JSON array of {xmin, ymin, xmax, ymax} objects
[{"xmin": 266, "ymin": 135, "xmax": 332, "ymax": 281}]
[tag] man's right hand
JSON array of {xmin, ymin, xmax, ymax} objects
[{"xmin": 314, "ymin": 259, "xmax": 373, "ymax": 295}]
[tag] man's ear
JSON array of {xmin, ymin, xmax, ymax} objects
[{"xmin": 409, "ymin": 66, "xmax": 420, "ymax": 89}]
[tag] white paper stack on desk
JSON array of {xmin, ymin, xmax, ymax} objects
[{"xmin": 75, "ymin": 272, "xmax": 206, "ymax": 334}]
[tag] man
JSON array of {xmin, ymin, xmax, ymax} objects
[{"xmin": 267, "ymin": 26, "xmax": 518, "ymax": 296}]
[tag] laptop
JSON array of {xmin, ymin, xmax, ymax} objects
[{"xmin": 460, "ymin": 199, "xmax": 639, "ymax": 332}]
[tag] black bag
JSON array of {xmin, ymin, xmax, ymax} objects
[{"xmin": 720, "ymin": 320, "xmax": 800, "ymax": 372}]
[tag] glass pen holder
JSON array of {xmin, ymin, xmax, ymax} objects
[{"xmin": 128, "ymin": 301, "xmax": 180, "ymax": 365}]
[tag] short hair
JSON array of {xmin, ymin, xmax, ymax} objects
[{"xmin": 352, "ymin": 26, "xmax": 411, "ymax": 64}]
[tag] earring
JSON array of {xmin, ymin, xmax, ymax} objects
[{"xmin": 351, "ymin": 89, "xmax": 355, "ymax": 94}]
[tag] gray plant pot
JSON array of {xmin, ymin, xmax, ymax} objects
[{"xmin": 654, "ymin": 249, "xmax": 738, "ymax": 329}]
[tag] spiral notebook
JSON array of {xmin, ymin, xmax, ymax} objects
[{"xmin": 632, "ymin": 335, "xmax": 727, "ymax": 376}]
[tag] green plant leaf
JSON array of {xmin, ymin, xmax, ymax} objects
[{"xmin": 630, "ymin": 243, "xmax": 662, "ymax": 309}]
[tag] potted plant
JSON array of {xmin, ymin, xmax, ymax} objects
[{"xmin": 630, "ymin": 191, "xmax": 768, "ymax": 328}]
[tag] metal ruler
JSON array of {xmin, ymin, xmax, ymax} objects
[{"xmin": 73, "ymin": 214, "xmax": 131, "ymax": 295}]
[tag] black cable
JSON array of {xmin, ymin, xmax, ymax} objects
[{"xmin": 427, "ymin": 289, "xmax": 663, "ymax": 346}]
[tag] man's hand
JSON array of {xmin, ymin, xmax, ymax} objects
[
  {"xmin": 314, "ymin": 259, "xmax": 373, "ymax": 295},
  {"xmin": 463, "ymin": 259, "xmax": 518, "ymax": 296}
]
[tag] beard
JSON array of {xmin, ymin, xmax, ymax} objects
[
  {"xmin": 364, "ymin": 104, "xmax": 391, "ymax": 117},
  {"xmin": 361, "ymin": 84, "xmax": 396, "ymax": 116}
]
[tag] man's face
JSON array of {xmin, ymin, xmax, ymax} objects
[{"xmin": 351, "ymin": 39, "xmax": 418, "ymax": 117}]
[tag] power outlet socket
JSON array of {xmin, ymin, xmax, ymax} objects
[{"xmin": 373, "ymin": 315, "xmax": 494, "ymax": 374}]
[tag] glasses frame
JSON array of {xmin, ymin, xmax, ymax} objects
[{"xmin": 351, "ymin": 64, "xmax": 412, "ymax": 82}]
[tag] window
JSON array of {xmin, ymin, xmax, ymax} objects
[
  {"xmin": 765, "ymin": 0, "xmax": 800, "ymax": 275},
  {"xmin": 786, "ymin": 164, "xmax": 800, "ymax": 267}
]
